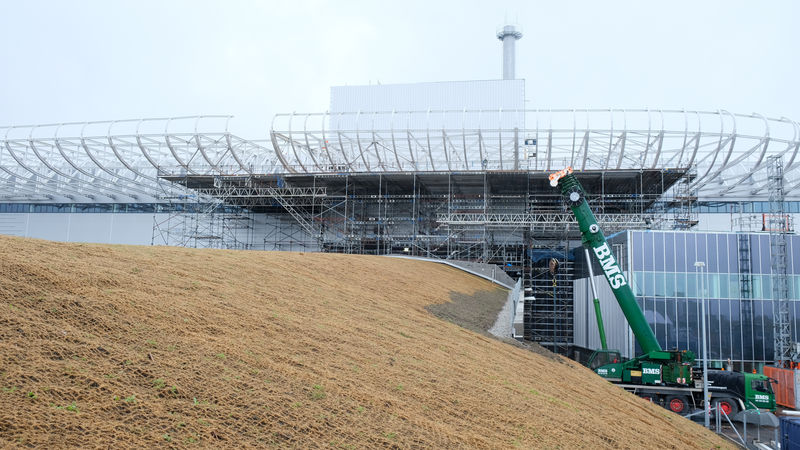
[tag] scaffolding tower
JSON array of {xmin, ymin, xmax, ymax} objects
[
  {"xmin": 738, "ymin": 233, "xmax": 754, "ymax": 372},
  {"xmin": 671, "ymin": 167, "xmax": 699, "ymax": 230},
  {"xmin": 151, "ymin": 175, "xmax": 255, "ymax": 249},
  {"xmin": 767, "ymin": 156, "xmax": 792, "ymax": 366}
]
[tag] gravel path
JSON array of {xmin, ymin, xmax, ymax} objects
[{"xmin": 488, "ymin": 290, "xmax": 514, "ymax": 338}]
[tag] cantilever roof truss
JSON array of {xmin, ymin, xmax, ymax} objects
[{"xmin": 1, "ymin": 109, "xmax": 799, "ymax": 203}]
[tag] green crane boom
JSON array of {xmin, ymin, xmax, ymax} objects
[{"xmin": 551, "ymin": 169, "xmax": 662, "ymax": 354}]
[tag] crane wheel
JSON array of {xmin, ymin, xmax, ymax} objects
[
  {"xmin": 665, "ymin": 395, "xmax": 689, "ymax": 414},
  {"xmin": 715, "ymin": 398, "xmax": 739, "ymax": 417}
]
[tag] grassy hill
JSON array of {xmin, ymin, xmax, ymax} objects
[{"xmin": 0, "ymin": 235, "xmax": 729, "ymax": 448}]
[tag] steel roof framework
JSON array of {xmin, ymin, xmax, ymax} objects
[
  {"xmin": 0, "ymin": 116, "xmax": 278, "ymax": 203},
  {"xmin": 271, "ymin": 109, "xmax": 800, "ymax": 201},
  {"xmin": 1, "ymin": 109, "xmax": 798, "ymax": 203}
]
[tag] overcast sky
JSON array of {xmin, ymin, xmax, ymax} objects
[{"xmin": 1, "ymin": 0, "xmax": 797, "ymax": 138}]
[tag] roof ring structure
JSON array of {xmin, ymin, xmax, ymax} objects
[{"xmin": 2, "ymin": 110, "xmax": 799, "ymax": 202}]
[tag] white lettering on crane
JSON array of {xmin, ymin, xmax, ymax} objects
[{"xmin": 593, "ymin": 243, "xmax": 628, "ymax": 289}]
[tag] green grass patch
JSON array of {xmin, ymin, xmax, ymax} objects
[
  {"xmin": 310, "ymin": 384, "xmax": 326, "ymax": 400},
  {"xmin": 55, "ymin": 402, "xmax": 79, "ymax": 412}
]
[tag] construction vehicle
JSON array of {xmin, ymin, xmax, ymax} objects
[{"xmin": 550, "ymin": 167, "xmax": 777, "ymax": 417}]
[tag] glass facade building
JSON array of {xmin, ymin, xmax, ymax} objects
[{"xmin": 574, "ymin": 230, "xmax": 800, "ymax": 370}]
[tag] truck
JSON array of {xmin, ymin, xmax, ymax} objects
[{"xmin": 549, "ymin": 167, "xmax": 777, "ymax": 417}]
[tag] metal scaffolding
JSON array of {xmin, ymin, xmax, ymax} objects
[
  {"xmin": 170, "ymin": 170, "xmax": 676, "ymax": 258},
  {"xmin": 737, "ymin": 233, "xmax": 754, "ymax": 372},
  {"xmin": 151, "ymin": 175, "xmax": 255, "ymax": 250},
  {"xmin": 768, "ymin": 156, "xmax": 792, "ymax": 366}
]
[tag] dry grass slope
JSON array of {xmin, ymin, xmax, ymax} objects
[{"xmin": 0, "ymin": 235, "xmax": 730, "ymax": 448}]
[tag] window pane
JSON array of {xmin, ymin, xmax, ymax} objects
[
  {"xmin": 644, "ymin": 233, "xmax": 655, "ymax": 271},
  {"xmin": 675, "ymin": 233, "xmax": 686, "ymax": 271},
  {"xmin": 655, "ymin": 272, "xmax": 666, "ymax": 297},
  {"xmin": 684, "ymin": 234, "xmax": 696, "ymax": 273},
  {"xmin": 793, "ymin": 236, "xmax": 800, "ymax": 276},
  {"xmin": 633, "ymin": 272, "xmax": 644, "ymax": 297},
  {"xmin": 707, "ymin": 234, "xmax": 719, "ymax": 273},
  {"xmin": 731, "ymin": 299, "xmax": 742, "ymax": 361},
  {"xmin": 757, "ymin": 235, "xmax": 770, "ymax": 274},
  {"xmin": 632, "ymin": 231, "xmax": 644, "ymax": 271},
  {"xmin": 708, "ymin": 299, "xmax": 720, "ymax": 360},
  {"xmin": 762, "ymin": 276, "xmax": 772, "ymax": 300},
  {"xmin": 677, "ymin": 298, "xmax": 688, "ymax": 351},
  {"xmin": 696, "ymin": 234, "xmax": 708, "ymax": 270},
  {"xmin": 762, "ymin": 301, "xmax": 774, "ymax": 361},
  {"xmin": 741, "ymin": 299, "xmax": 755, "ymax": 361},
  {"xmin": 654, "ymin": 233, "xmax": 665, "ymax": 271},
  {"xmin": 665, "ymin": 233, "xmax": 675, "ymax": 272},
  {"xmin": 646, "ymin": 272, "xmax": 656, "ymax": 297},
  {"xmin": 665, "ymin": 272, "xmax": 676, "ymax": 297},
  {"xmin": 729, "ymin": 275, "xmax": 740, "ymax": 300},
  {"xmin": 719, "ymin": 299, "xmax": 732, "ymax": 361},
  {"xmin": 687, "ymin": 298, "xmax": 700, "ymax": 356},
  {"xmin": 727, "ymin": 235, "xmax": 738, "ymax": 274},
  {"xmin": 687, "ymin": 272, "xmax": 698, "ymax": 298},
  {"xmin": 665, "ymin": 297, "xmax": 678, "ymax": 350},
  {"xmin": 709, "ymin": 274, "xmax": 721, "ymax": 299},
  {"xmin": 676, "ymin": 272, "xmax": 687, "ymax": 297},
  {"xmin": 719, "ymin": 274, "xmax": 729, "ymax": 299}
]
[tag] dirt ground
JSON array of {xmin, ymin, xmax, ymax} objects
[{"xmin": 0, "ymin": 235, "xmax": 731, "ymax": 448}]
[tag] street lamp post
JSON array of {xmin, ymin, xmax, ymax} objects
[{"xmin": 695, "ymin": 261, "xmax": 709, "ymax": 429}]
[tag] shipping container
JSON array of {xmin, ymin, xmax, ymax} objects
[
  {"xmin": 781, "ymin": 416, "xmax": 800, "ymax": 450},
  {"xmin": 764, "ymin": 366, "xmax": 797, "ymax": 409}
]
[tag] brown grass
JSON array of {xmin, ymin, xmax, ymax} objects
[{"xmin": 0, "ymin": 235, "xmax": 730, "ymax": 448}]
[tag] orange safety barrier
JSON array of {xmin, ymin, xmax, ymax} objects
[{"xmin": 764, "ymin": 366, "xmax": 796, "ymax": 409}]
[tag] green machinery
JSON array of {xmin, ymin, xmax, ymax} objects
[
  {"xmin": 550, "ymin": 168, "xmax": 695, "ymax": 386},
  {"xmin": 549, "ymin": 168, "xmax": 776, "ymax": 416}
]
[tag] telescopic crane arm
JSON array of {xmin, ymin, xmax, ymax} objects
[{"xmin": 549, "ymin": 167, "xmax": 662, "ymax": 355}]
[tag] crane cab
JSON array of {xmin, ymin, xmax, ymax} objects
[{"xmin": 587, "ymin": 349, "xmax": 625, "ymax": 381}]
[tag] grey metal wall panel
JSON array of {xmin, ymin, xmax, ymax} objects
[
  {"xmin": 26, "ymin": 214, "xmax": 70, "ymax": 241},
  {"xmin": 108, "ymin": 215, "xmax": 160, "ymax": 245},
  {"xmin": 0, "ymin": 214, "xmax": 27, "ymax": 236},
  {"xmin": 0, "ymin": 212, "xmax": 324, "ymax": 251},
  {"xmin": 13, "ymin": 213, "xmax": 158, "ymax": 245},
  {"xmin": 573, "ymin": 278, "xmax": 587, "ymax": 348},
  {"xmin": 69, "ymin": 214, "xmax": 115, "ymax": 243},
  {"xmin": 330, "ymin": 80, "xmax": 525, "ymax": 131},
  {"xmin": 573, "ymin": 273, "xmax": 634, "ymax": 358}
]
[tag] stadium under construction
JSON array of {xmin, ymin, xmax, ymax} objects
[{"xmin": 2, "ymin": 25, "xmax": 800, "ymax": 368}]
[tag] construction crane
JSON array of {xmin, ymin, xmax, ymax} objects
[{"xmin": 550, "ymin": 167, "xmax": 776, "ymax": 418}]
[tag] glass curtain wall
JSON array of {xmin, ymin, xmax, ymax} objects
[{"xmin": 625, "ymin": 230, "xmax": 800, "ymax": 369}]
